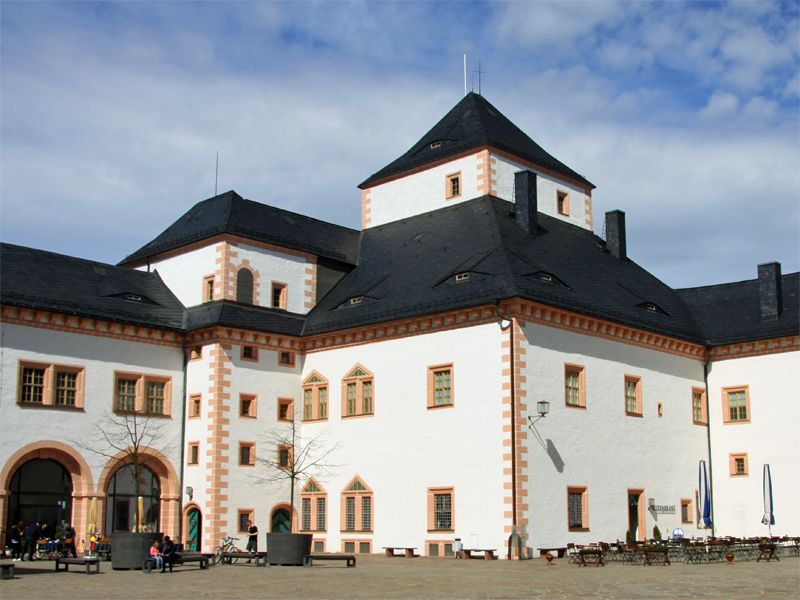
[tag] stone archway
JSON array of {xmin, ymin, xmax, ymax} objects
[{"xmin": 270, "ymin": 503, "xmax": 298, "ymax": 533}]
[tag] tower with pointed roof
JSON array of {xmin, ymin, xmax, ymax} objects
[{"xmin": 359, "ymin": 92, "xmax": 595, "ymax": 231}]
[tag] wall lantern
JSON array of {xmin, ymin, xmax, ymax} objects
[
  {"xmin": 185, "ymin": 486, "xmax": 193, "ymax": 501},
  {"xmin": 527, "ymin": 400, "xmax": 550, "ymax": 429}
]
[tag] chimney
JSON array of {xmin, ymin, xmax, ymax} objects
[
  {"xmin": 605, "ymin": 210, "xmax": 627, "ymax": 260},
  {"xmin": 758, "ymin": 262, "xmax": 783, "ymax": 321},
  {"xmin": 514, "ymin": 170, "xmax": 538, "ymax": 234}
]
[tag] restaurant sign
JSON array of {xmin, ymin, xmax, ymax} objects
[{"xmin": 648, "ymin": 501, "xmax": 676, "ymax": 514}]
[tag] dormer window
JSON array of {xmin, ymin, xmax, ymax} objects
[
  {"xmin": 446, "ymin": 173, "xmax": 461, "ymax": 200},
  {"xmin": 539, "ymin": 273, "xmax": 553, "ymax": 282},
  {"xmin": 455, "ymin": 272, "xmax": 470, "ymax": 282},
  {"xmin": 350, "ymin": 296, "xmax": 364, "ymax": 305},
  {"xmin": 637, "ymin": 301, "xmax": 668, "ymax": 316},
  {"xmin": 125, "ymin": 294, "xmax": 142, "ymax": 302},
  {"xmin": 430, "ymin": 141, "xmax": 442, "ymax": 149}
]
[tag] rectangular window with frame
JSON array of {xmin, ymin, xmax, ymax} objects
[
  {"xmin": 278, "ymin": 445, "xmax": 292, "ymax": 469},
  {"xmin": 146, "ymin": 381, "xmax": 165, "ymax": 415},
  {"xmin": 238, "ymin": 510, "xmax": 253, "ymax": 533},
  {"xmin": 680, "ymin": 498, "xmax": 693, "ymax": 524},
  {"xmin": 278, "ymin": 398, "xmax": 293, "ymax": 422},
  {"xmin": 427, "ymin": 487, "xmax": 454, "ymax": 532},
  {"xmin": 567, "ymin": 486, "xmax": 589, "ymax": 531},
  {"xmin": 18, "ymin": 362, "xmax": 86, "ymax": 409},
  {"xmin": 723, "ymin": 386, "xmax": 750, "ymax": 424},
  {"xmin": 189, "ymin": 394, "xmax": 201, "ymax": 418},
  {"xmin": 557, "ymin": 190, "xmax": 570, "ymax": 215},
  {"xmin": 427, "ymin": 541, "xmax": 454, "ymax": 558},
  {"xmin": 692, "ymin": 387, "xmax": 707, "ymax": 425},
  {"xmin": 302, "ymin": 372, "xmax": 329, "ymax": 421},
  {"xmin": 624, "ymin": 375, "xmax": 642, "ymax": 416},
  {"xmin": 203, "ymin": 275, "xmax": 215, "ymax": 302},
  {"xmin": 279, "ymin": 351, "xmax": 296, "ymax": 367},
  {"xmin": 188, "ymin": 442, "xmax": 199, "ymax": 465},
  {"xmin": 564, "ymin": 364, "xmax": 585, "ymax": 408},
  {"xmin": 116, "ymin": 378, "xmax": 137, "ymax": 412},
  {"xmin": 445, "ymin": 172, "xmax": 461, "ymax": 199},
  {"xmin": 240, "ymin": 345, "xmax": 258, "ymax": 362},
  {"xmin": 341, "ymin": 366, "xmax": 375, "ymax": 418},
  {"xmin": 240, "ymin": 394, "xmax": 257, "ymax": 418},
  {"xmin": 729, "ymin": 453, "xmax": 749, "ymax": 476},
  {"xmin": 271, "ymin": 282, "xmax": 288, "ymax": 309},
  {"xmin": 427, "ymin": 364, "xmax": 454, "ymax": 409},
  {"xmin": 21, "ymin": 366, "xmax": 46, "ymax": 404},
  {"xmin": 113, "ymin": 372, "xmax": 171, "ymax": 416},
  {"xmin": 239, "ymin": 442, "xmax": 255, "ymax": 466}
]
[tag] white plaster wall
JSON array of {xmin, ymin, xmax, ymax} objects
[
  {"xmin": 367, "ymin": 154, "xmax": 482, "ymax": 228},
  {"xmin": 301, "ymin": 323, "xmax": 506, "ymax": 554},
  {"xmin": 492, "ymin": 154, "xmax": 592, "ymax": 230},
  {"xmin": 707, "ymin": 351, "xmax": 800, "ymax": 538},
  {"xmin": 144, "ymin": 243, "xmax": 218, "ymax": 308},
  {"xmin": 0, "ymin": 323, "xmax": 184, "ymax": 526},
  {"xmin": 519, "ymin": 322, "xmax": 709, "ymax": 550},
  {"xmin": 230, "ymin": 242, "xmax": 312, "ymax": 314}
]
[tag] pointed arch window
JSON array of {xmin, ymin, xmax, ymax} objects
[
  {"xmin": 302, "ymin": 371, "xmax": 329, "ymax": 422},
  {"xmin": 341, "ymin": 476, "xmax": 373, "ymax": 533},
  {"xmin": 301, "ymin": 479, "xmax": 327, "ymax": 532},
  {"xmin": 236, "ymin": 269, "xmax": 254, "ymax": 304},
  {"xmin": 341, "ymin": 365, "xmax": 374, "ymax": 418}
]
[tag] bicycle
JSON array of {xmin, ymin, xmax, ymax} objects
[{"xmin": 211, "ymin": 535, "xmax": 242, "ymax": 565}]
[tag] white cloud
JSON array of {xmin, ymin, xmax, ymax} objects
[{"xmin": 699, "ymin": 91, "xmax": 740, "ymax": 120}]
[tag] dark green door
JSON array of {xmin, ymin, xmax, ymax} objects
[
  {"xmin": 271, "ymin": 508, "xmax": 291, "ymax": 533},
  {"xmin": 187, "ymin": 508, "xmax": 201, "ymax": 551}
]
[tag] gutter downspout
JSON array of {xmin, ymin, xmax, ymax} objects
[
  {"xmin": 177, "ymin": 344, "xmax": 189, "ymax": 545},
  {"xmin": 703, "ymin": 353, "xmax": 716, "ymax": 538},
  {"xmin": 496, "ymin": 303, "xmax": 519, "ymax": 556}
]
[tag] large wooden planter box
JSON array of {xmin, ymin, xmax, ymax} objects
[
  {"xmin": 266, "ymin": 533, "xmax": 312, "ymax": 566},
  {"xmin": 111, "ymin": 532, "xmax": 161, "ymax": 570}
]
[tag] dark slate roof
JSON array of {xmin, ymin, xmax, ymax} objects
[
  {"xmin": 359, "ymin": 93, "xmax": 594, "ymax": 189},
  {"xmin": 677, "ymin": 274, "xmax": 799, "ymax": 345},
  {"xmin": 302, "ymin": 196, "xmax": 703, "ymax": 342},
  {"xmin": 120, "ymin": 190, "xmax": 360, "ymax": 266},
  {"xmin": 185, "ymin": 301, "xmax": 305, "ymax": 336},
  {"xmin": 1, "ymin": 243, "xmax": 185, "ymax": 330}
]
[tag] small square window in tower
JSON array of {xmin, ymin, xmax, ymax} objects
[
  {"xmin": 272, "ymin": 282, "xmax": 287, "ymax": 309},
  {"xmin": 445, "ymin": 173, "xmax": 461, "ymax": 199},
  {"xmin": 557, "ymin": 191, "xmax": 569, "ymax": 216}
]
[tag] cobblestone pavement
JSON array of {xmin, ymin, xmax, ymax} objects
[{"xmin": 1, "ymin": 555, "xmax": 798, "ymax": 600}]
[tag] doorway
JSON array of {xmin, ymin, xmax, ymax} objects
[
  {"xmin": 627, "ymin": 489, "xmax": 644, "ymax": 541},
  {"xmin": 271, "ymin": 508, "xmax": 291, "ymax": 533},
  {"xmin": 186, "ymin": 508, "xmax": 201, "ymax": 551}
]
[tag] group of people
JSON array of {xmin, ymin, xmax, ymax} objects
[
  {"xmin": 148, "ymin": 536, "xmax": 178, "ymax": 573},
  {"xmin": 6, "ymin": 520, "xmax": 76, "ymax": 561}
]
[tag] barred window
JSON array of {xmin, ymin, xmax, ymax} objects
[
  {"xmin": 433, "ymin": 493, "xmax": 452, "ymax": 530},
  {"xmin": 361, "ymin": 496, "xmax": 372, "ymax": 531},
  {"xmin": 692, "ymin": 391, "xmax": 704, "ymax": 422},
  {"xmin": 21, "ymin": 367, "xmax": 45, "ymax": 403},
  {"xmin": 302, "ymin": 498, "xmax": 312, "ymax": 531},
  {"xmin": 55, "ymin": 371, "xmax": 77, "ymax": 406},
  {"xmin": 345, "ymin": 497, "xmax": 356, "ymax": 531},
  {"xmin": 316, "ymin": 497, "xmax": 326, "ymax": 531},
  {"xmin": 568, "ymin": 492, "xmax": 584, "ymax": 529}
]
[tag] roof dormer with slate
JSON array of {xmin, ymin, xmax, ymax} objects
[{"xmin": 358, "ymin": 93, "xmax": 595, "ymax": 231}]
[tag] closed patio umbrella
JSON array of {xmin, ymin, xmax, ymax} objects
[
  {"xmin": 761, "ymin": 464, "xmax": 775, "ymax": 534},
  {"xmin": 698, "ymin": 460, "xmax": 712, "ymax": 528}
]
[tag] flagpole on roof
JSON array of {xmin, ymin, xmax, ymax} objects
[
  {"xmin": 215, "ymin": 150, "xmax": 219, "ymax": 196},
  {"xmin": 463, "ymin": 53, "xmax": 467, "ymax": 97}
]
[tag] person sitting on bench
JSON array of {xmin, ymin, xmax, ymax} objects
[
  {"xmin": 149, "ymin": 542, "xmax": 163, "ymax": 572},
  {"xmin": 159, "ymin": 536, "xmax": 177, "ymax": 572}
]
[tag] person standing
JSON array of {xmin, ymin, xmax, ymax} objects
[
  {"xmin": 63, "ymin": 523, "xmax": 77, "ymax": 557},
  {"xmin": 246, "ymin": 520, "xmax": 258, "ymax": 562},
  {"xmin": 23, "ymin": 520, "xmax": 39, "ymax": 561},
  {"xmin": 9, "ymin": 522, "xmax": 23, "ymax": 561}
]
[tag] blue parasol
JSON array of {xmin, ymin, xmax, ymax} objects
[
  {"xmin": 761, "ymin": 464, "xmax": 775, "ymax": 533},
  {"xmin": 698, "ymin": 460, "xmax": 712, "ymax": 528}
]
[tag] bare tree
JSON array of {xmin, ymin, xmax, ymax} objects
[
  {"xmin": 255, "ymin": 415, "xmax": 340, "ymax": 530},
  {"xmin": 76, "ymin": 413, "xmax": 173, "ymax": 533}
]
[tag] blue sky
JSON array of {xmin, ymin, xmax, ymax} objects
[{"xmin": 1, "ymin": 1, "xmax": 798, "ymax": 288}]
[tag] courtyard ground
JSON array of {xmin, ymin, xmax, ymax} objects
[{"xmin": 1, "ymin": 554, "xmax": 798, "ymax": 599}]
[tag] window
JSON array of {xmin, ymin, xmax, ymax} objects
[
  {"xmin": 240, "ymin": 394, "xmax": 257, "ymax": 418},
  {"xmin": 427, "ymin": 541, "xmax": 455, "ymax": 558},
  {"xmin": 302, "ymin": 372, "xmax": 329, "ymax": 421},
  {"xmin": 203, "ymin": 275, "xmax": 215, "ymax": 302},
  {"xmin": 239, "ymin": 442, "xmax": 255, "ymax": 466},
  {"xmin": 277, "ymin": 445, "xmax": 292, "ymax": 469},
  {"xmin": 300, "ymin": 479, "xmax": 327, "ymax": 532},
  {"xmin": 189, "ymin": 394, "xmax": 201, "ymax": 418},
  {"xmin": 723, "ymin": 386, "xmax": 750, "ymax": 424},
  {"xmin": 189, "ymin": 346, "xmax": 202, "ymax": 361},
  {"xmin": 18, "ymin": 361, "xmax": 85, "ymax": 408},
  {"xmin": 691, "ymin": 388, "xmax": 707, "ymax": 425},
  {"xmin": 455, "ymin": 272, "xmax": 470, "ymax": 282},
  {"xmin": 427, "ymin": 364, "xmax": 454, "ymax": 409},
  {"xmin": 427, "ymin": 488, "xmax": 454, "ymax": 532},
  {"xmin": 113, "ymin": 372, "xmax": 171, "ymax": 416},
  {"xmin": 342, "ymin": 540, "xmax": 372, "ymax": 554},
  {"xmin": 188, "ymin": 442, "xmax": 199, "ymax": 465},
  {"xmin": 557, "ymin": 190, "xmax": 569, "ymax": 215},
  {"xmin": 445, "ymin": 172, "xmax": 461, "ymax": 199},
  {"xmin": 624, "ymin": 375, "xmax": 642, "ymax": 416},
  {"xmin": 341, "ymin": 365, "xmax": 374, "ymax": 418},
  {"xmin": 349, "ymin": 296, "xmax": 363, "ymax": 306},
  {"xmin": 240, "ymin": 345, "xmax": 258, "ymax": 361},
  {"xmin": 341, "ymin": 477, "xmax": 372, "ymax": 532},
  {"xmin": 236, "ymin": 268, "xmax": 254, "ymax": 304},
  {"xmin": 271, "ymin": 282, "xmax": 287, "ymax": 309},
  {"xmin": 680, "ymin": 498, "xmax": 692, "ymax": 524},
  {"xmin": 564, "ymin": 364, "xmax": 585, "ymax": 408},
  {"xmin": 567, "ymin": 486, "xmax": 589, "ymax": 531},
  {"xmin": 237, "ymin": 510, "xmax": 253, "ymax": 533},
  {"xmin": 279, "ymin": 351, "xmax": 295, "ymax": 367},
  {"xmin": 729, "ymin": 453, "xmax": 749, "ymax": 476},
  {"xmin": 278, "ymin": 398, "xmax": 293, "ymax": 422}
]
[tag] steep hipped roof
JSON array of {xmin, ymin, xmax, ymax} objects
[
  {"xmin": 120, "ymin": 190, "xmax": 360, "ymax": 266},
  {"xmin": 359, "ymin": 93, "xmax": 594, "ymax": 190},
  {"xmin": 303, "ymin": 196, "xmax": 702, "ymax": 342},
  {"xmin": 677, "ymin": 275, "xmax": 799, "ymax": 345},
  {"xmin": 185, "ymin": 300, "xmax": 305, "ymax": 336},
  {"xmin": 1, "ymin": 243, "xmax": 185, "ymax": 330}
]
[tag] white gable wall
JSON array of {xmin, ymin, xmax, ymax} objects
[{"xmin": 142, "ymin": 243, "xmax": 219, "ymax": 308}]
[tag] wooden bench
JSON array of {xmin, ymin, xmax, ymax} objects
[
  {"xmin": 576, "ymin": 548, "xmax": 605, "ymax": 567},
  {"xmin": 382, "ymin": 546, "xmax": 418, "ymax": 558},
  {"xmin": 144, "ymin": 552, "xmax": 210, "ymax": 573},
  {"xmin": 538, "ymin": 547, "xmax": 568, "ymax": 559},
  {"xmin": 0, "ymin": 559, "xmax": 15, "ymax": 580},
  {"xmin": 95, "ymin": 538, "xmax": 112, "ymax": 561},
  {"xmin": 461, "ymin": 548, "xmax": 497, "ymax": 560},
  {"xmin": 643, "ymin": 547, "xmax": 670, "ymax": 566},
  {"xmin": 220, "ymin": 551, "xmax": 268, "ymax": 566},
  {"xmin": 303, "ymin": 553, "xmax": 356, "ymax": 567},
  {"xmin": 55, "ymin": 557, "xmax": 100, "ymax": 574}
]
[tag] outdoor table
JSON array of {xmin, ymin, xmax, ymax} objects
[
  {"xmin": 576, "ymin": 548, "xmax": 604, "ymax": 567},
  {"xmin": 757, "ymin": 543, "xmax": 779, "ymax": 562}
]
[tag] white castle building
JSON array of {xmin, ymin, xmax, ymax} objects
[{"xmin": 2, "ymin": 93, "xmax": 798, "ymax": 557}]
